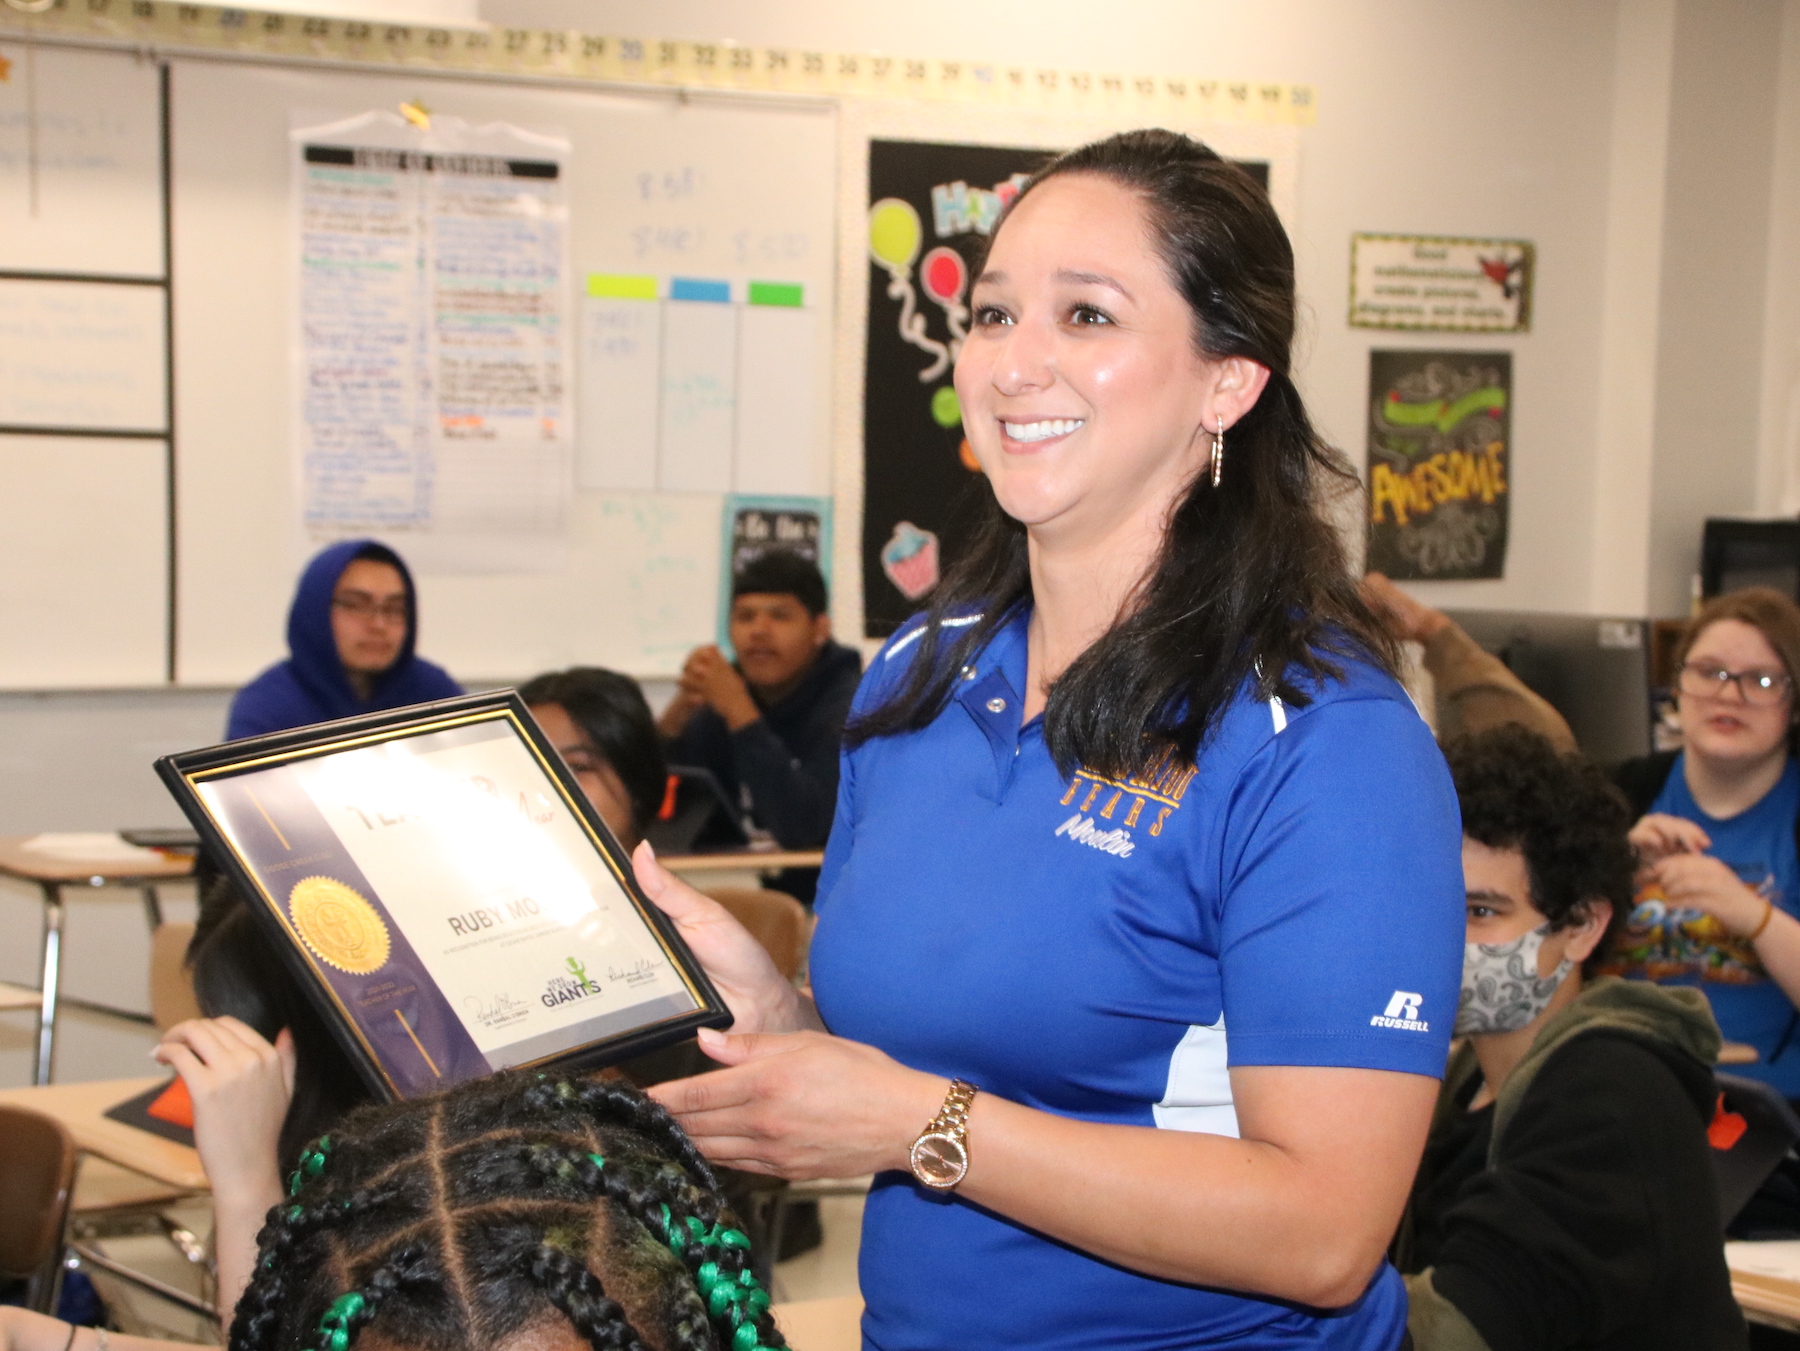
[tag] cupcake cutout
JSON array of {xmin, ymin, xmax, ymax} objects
[{"xmin": 881, "ymin": 521, "xmax": 940, "ymax": 600}]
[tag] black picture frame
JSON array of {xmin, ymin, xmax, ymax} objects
[{"xmin": 156, "ymin": 691, "xmax": 731, "ymax": 1101}]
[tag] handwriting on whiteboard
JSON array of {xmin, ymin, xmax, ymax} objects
[{"xmin": 636, "ymin": 167, "xmax": 701, "ymax": 201}]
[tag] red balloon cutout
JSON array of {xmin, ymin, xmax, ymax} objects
[{"xmin": 921, "ymin": 246, "xmax": 967, "ymax": 305}]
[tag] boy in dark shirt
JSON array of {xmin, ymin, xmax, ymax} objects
[
  {"xmin": 658, "ymin": 550, "xmax": 861, "ymax": 900},
  {"xmin": 1398, "ymin": 725, "xmax": 1745, "ymax": 1351}
]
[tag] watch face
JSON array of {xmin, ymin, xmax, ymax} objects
[{"xmin": 910, "ymin": 1132, "xmax": 968, "ymax": 1189}]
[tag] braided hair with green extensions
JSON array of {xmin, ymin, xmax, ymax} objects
[{"xmin": 229, "ymin": 1070, "xmax": 786, "ymax": 1351}]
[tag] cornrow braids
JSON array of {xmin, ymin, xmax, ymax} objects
[
  {"xmin": 515, "ymin": 1145, "xmax": 779, "ymax": 1351},
  {"xmin": 229, "ymin": 1070, "xmax": 786, "ymax": 1351}
]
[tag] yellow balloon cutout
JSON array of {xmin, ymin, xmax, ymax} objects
[{"xmin": 868, "ymin": 198, "xmax": 923, "ymax": 272}]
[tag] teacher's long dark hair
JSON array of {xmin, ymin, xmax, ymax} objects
[{"xmin": 848, "ymin": 128, "xmax": 1397, "ymax": 777}]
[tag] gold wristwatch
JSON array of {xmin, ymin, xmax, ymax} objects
[{"xmin": 909, "ymin": 1079, "xmax": 978, "ymax": 1190}]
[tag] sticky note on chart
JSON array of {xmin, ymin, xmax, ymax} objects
[{"xmin": 577, "ymin": 274, "xmax": 820, "ymax": 495}]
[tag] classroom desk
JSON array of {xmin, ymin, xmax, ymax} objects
[
  {"xmin": 0, "ymin": 837, "xmax": 196, "ymax": 1084},
  {"xmin": 1728, "ymin": 1242, "xmax": 1800, "ymax": 1332},
  {"xmin": 1721, "ymin": 1040, "xmax": 1760, "ymax": 1066},
  {"xmin": 661, "ymin": 849, "xmax": 825, "ymax": 878},
  {"xmin": 0, "ymin": 1075, "xmax": 207, "ymax": 1193},
  {"xmin": 1734, "ymin": 1270, "xmax": 1800, "ymax": 1332}
]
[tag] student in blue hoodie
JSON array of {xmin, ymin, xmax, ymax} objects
[{"xmin": 226, "ymin": 540, "xmax": 462, "ymax": 740}]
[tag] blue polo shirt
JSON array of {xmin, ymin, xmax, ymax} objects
[{"xmin": 810, "ymin": 608, "xmax": 1465, "ymax": 1351}]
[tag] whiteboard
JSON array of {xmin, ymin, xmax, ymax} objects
[
  {"xmin": 0, "ymin": 278, "xmax": 167, "ymax": 431},
  {"xmin": 0, "ymin": 43, "xmax": 163, "ymax": 278},
  {"xmin": 0, "ymin": 435, "xmax": 167, "ymax": 688},
  {"xmin": 171, "ymin": 61, "xmax": 836, "ymax": 685}
]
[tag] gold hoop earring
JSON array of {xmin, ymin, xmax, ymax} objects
[{"xmin": 1209, "ymin": 416, "xmax": 1225, "ymax": 489}]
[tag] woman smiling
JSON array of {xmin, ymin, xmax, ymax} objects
[
  {"xmin": 1609, "ymin": 587, "xmax": 1800, "ymax": 1097},
  {"xmin": 633, "ymin": 130, "xmax": 1465, "ymax": 1349}
]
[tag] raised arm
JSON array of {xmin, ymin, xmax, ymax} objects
[
  {"xmin": 152, "ymin": 1017, "xmax": 293, "ymax": 1317},
  {"xmin": 1362, "ymin": 573, "xmax": 1575, "ymax": 751}
]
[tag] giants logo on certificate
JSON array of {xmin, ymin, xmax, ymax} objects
[{"xmin": 159, "ymin": 694, "xmax": 728, "ymax": 1099}]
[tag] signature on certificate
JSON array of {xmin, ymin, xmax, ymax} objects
[
  {"xmin": 463, "ymin": 991, "xmax": 531, "ymax": 1029},
  {"xmin": 606, "ymin": 957, "xmax": 665, "ymax": 986}
]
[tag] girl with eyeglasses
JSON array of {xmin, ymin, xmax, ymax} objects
[{"xmin": 1607, "ymin": 586, "xmax": 1800, "ymax": 1099}]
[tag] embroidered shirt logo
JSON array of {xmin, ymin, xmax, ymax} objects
[
  {"xmin": 1054, "ymin": 813, "xmax": 1135, "ymax": 857},
  {"xmin": 1058, "ymin": 753, "xmax": 1199, "ymax": 839},
  {"xmin": 1370, "ymin": 990, "xmax": 1429, "ymax": 1032}
]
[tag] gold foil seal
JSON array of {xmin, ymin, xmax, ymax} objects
[{"xmin": 288, "ymin": 876, "xmax": 391, "ymax": 975}]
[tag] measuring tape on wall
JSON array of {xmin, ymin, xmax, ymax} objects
[{"xmin": 0, "ymin": 0, "xmax": 1316, "ymax": 125}]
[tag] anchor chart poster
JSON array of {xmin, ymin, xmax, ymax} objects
[{"xmin": 1365, "ymin": 349, "xmax": 1511, "ymax": 581}]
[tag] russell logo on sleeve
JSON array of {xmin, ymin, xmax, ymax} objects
[{"xmin": 1370, "ymin": 990, "xmax": 1429, "ymax": 1032}]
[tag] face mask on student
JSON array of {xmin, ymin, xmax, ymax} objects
[{"xmin": 1455, "ymin": 923, "xmax": 1574, "ymax": 1036}]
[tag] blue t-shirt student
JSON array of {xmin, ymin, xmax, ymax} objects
[
  {"xmin": 809, "ymin": 608, "xmax": 1465, "ymax": 1351},
  {"xmin": 1606, "ymin": 754, "xmax": 1800, "ymax": 1095}
]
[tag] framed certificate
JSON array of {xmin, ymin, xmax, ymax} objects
[{"xmin": 156, "ymin": 692, "xmax": 730, "ymax": 1099}]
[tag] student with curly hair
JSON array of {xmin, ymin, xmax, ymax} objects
[
  {"xmin": 1396, "ymin": 725, "xmax": 1743, "ymax": 1350},
  {"xmin": 229, "ymin": 1069, "xmax": 783, "ymax": 1351}
]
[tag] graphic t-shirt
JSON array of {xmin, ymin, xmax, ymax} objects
[
  {"xmin": 809, "ymin": 608, "xmax": 1466, "ymax": 1351},
  {"xmin": 1602, "ymin": 753, "xmax": 1800, "ymax": 1095}
]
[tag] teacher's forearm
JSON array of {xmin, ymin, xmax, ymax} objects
[{"xmin": 953, "ymin": 1069, "xmax": 1435, "ymax": 1307}]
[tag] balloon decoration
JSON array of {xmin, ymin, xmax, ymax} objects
[{"xmin": 867, "ymin": 197, "xmax": 950, "ymax": 381}]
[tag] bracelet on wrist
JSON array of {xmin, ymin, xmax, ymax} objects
[{"xmin": 1746, "ymin": 899, "xmax": 1777, "ymax": 943}]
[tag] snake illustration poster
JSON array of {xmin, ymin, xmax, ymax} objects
[{"xmin": 1365, "ymin": 349, "xmax": 1511, "ymax": 581}]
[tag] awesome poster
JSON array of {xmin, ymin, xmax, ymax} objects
[
  {"xmin": 1365, "ymin": 349, "xmax": 1511, "ymax": 581},
  {"xmin": 861, "ymin": 139, "xmax": 1055, "ymax": 637}
]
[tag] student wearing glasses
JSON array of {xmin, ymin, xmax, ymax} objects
[
  {"xmin": 225, "ymin": 539, "xmax": 462, "ymax": 740},
  {"xmin": 1606, "ymin": 587, "xmax": 1800, "ymax": 1096}
]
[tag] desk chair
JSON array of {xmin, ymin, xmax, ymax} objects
[
  {"xmin": 0, "ymin": 1103, "xmax": 77, "ymax": 1313},
  {"xmin": 69, "ymin": 927, "xmax": 215, "ymax": 1328},
  {"xmin": 1714, "ymin": 1073, "xmax": 1800, "ymax": 1230},
  {"xmin": 702, "ymin": 887, "xmax": 809, "ymax": 982},
  {"xmin": 149, "ymin": 923, "xmax": 202, "ymax": 1033},
  {"xmin": 693, "ymin": 887, "xmax": 812, "ymax": 1279},
  {"xmin": 771, "ymin": 1295, "xmax": 863, "ymax": 1351},
  {"xmin": 63, "ymin": 925, "xmax": 202, "ymax": 1221}
]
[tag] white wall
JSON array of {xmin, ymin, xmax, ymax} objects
[
  {"xmin": 7, "ymin": 0, "xmax": 1800, "ymax": 840},
  {"xmin": 1757, "ymin": 0, "xmax": 1800, "ymax": 518},
  {"xmin": 1648, "ymin": 0, "xmax": 1783, "ymax": 613},
  {"xmin": 492, "ymin": 0, "xmax": 1631, "ymax": 615}
]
